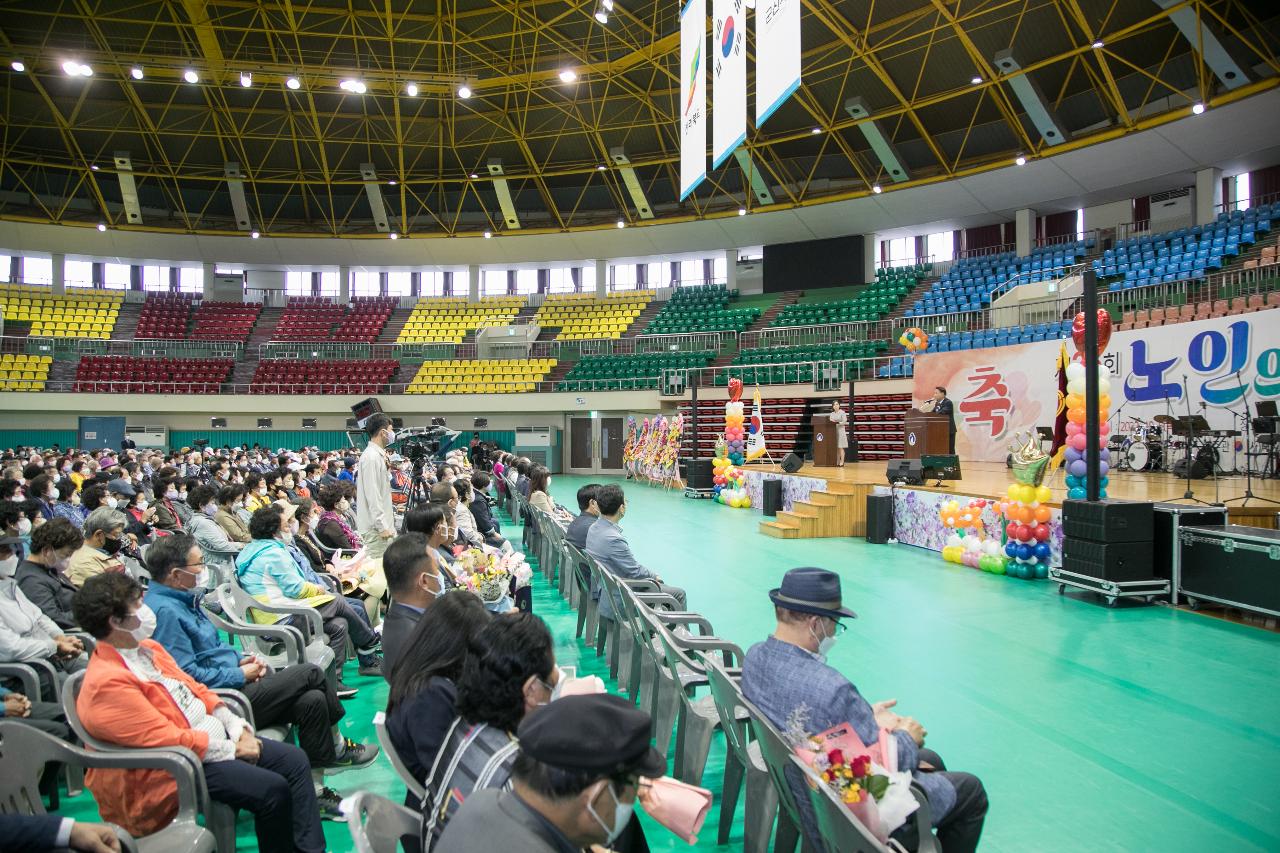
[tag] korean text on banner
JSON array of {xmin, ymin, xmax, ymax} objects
[
  {"xmin": 755, "ymin": 0, "xmax": 801, "ymax": 127},
  {"xmin": 680, "ymin": 0, "xmax": 708, "ymax": 201},
  {"xmin": 712, "ymin": 0, "xmax": 746, "ymax": 169}
]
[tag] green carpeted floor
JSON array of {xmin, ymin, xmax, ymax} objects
[{"xmin": 55, "ymin": 474, "xmax": 1279, "ymax": 851}]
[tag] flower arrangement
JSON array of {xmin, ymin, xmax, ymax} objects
[
  {"xmin": 453, "ymin": 547, "xmax": 531, "ymax": 601},
  {"xmin": 811, "ymin": 747, "xmax": 890, "ymax": 805}
]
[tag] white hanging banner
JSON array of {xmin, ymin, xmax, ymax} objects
[
  {"xmin": 680, "ymin": 0, "xmax": 707, "ymax": 201},
  {"xmin": 755, "ymin": 0, "xmax": 801, "ymax": 127},
  {"xmin": 712, "ymin": 0, "xmax": 746, "ymax": 170}
]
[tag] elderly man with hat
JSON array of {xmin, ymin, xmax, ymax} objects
[
  {"xmin": 436, "ymin": 694, "xmax": 666, "ymax": 853},
  {"xmin": 741, "ymin": 567, "xmax": 987, "ymax": 853}
]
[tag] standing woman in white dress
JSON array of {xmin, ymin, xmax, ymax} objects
[{"xmin": 829, "ymin": 399, "xmax": 850, "ymax": 467}]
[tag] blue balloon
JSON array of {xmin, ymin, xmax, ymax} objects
[
  {"xmin": 1099, "ymin": 461, "xmax": 1110, "ymax": 477},
  {"xmin": 1017, "ymin": 543, "xmax": 1033, "ymax": 560},
  {"xmin": 1034, "ymin": 563, "xmax": 1049, "ymax": 579},
  {"xmin": 1099, "ymin": 448, "xmax": 1110, "ymax": 463},
  {"xmin": 1033, "ymin": 542, "xmax": 1051, "ymax": 560},
  {"xmin": 1098, "ymin": 488, "xmax": 1108, "ymax": 499},
  {"xmin": 1065, "ymin": 447, "xmax": 1081, "ymax": 463},
  {"xmin": 1069, "ymin": 460, "xmax": 1087, "ymax": 477},
  {"xmin": 1068, "ymin": 486, "xmax": 1087, "ymax": 500},
  {"xmin": 1004, "ymin": 541, "xmax": 1018, "ymax": 558},
  {"xmin": 1065, "ymin": 474, "xmax": 1080, "ymax": 489},
  {"xmin": 1100, "ymin": 476, "xmax": 1109, "ymax": 488}
]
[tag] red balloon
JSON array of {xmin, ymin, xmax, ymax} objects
[
  {"xmin": 1071, "ymin": 309, "xmax": 1113, "ymax": 356},
  {"xmin": 728, "ymin": 378, "xmax": 743, "ymax": 402},
  {"xmin": 1015, "ymin": 525, "xmax": 1032, "ymax": 542},
  {"xmin": 1006, "ymin": 522, "xmax": 1018, "ymax": 538},
  {"xmin": 1033, "ymin": 523, "xmax": 1050, "ymax": 542}
]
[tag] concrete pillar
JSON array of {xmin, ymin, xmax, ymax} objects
[
  {"xmin": 724, "ymin": 249, "xmax": 738, "ymax": 292},
  {"xmin": 1195, "ymin": 167, "xmax": 1223, "ymax": 226},
  {"xmin": 863, "ymin": 234, "xmax": 878, "ymax": 283},
  {"xmin": 202, "ymin": 263, "xmax": 215, "ymax": 296},
  {"xmin": 468, "ymin": 264, "xmax": 480, "ymax": 302},
  {"xmin": 51, "ymin": 253, "xmax": 65, "ymax": 296},
  {"xmin": 1015, "ymin": 208, "xmax": 1036, "ymax": 257},
  {"xmin": 338, "ymin": 265, "xmax": 351, "ymax": 302},
  {"xmin": 594, "ymin": 259, "xmax": 608, "ymax": 299}
]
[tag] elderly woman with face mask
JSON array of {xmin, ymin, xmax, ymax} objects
[{"xmin": 184, "ymin": 484, "xmax": 245, "ymax": 585}]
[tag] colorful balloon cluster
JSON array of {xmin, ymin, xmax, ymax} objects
[
  {"xmin": 939, "ymin": 499, "xmax": 1007, "ymax": 573},
  {"xmin": 724, "ymin": 378, "xmax": 746, "ymax": 466},
  {"xmin": 996, "ymin": 485, "xmax": 1054, "ymax": 579},
  {"xmin": 712, "ymin": 447, "xmax": 751, "ymax": 508},
  {"xmin": 898, "ymin": 326, "xmax": 930, "ymax": 353},
  {"xmin": 1064, "ymin": 309, "xmax": 1114, "ymax": 500}
]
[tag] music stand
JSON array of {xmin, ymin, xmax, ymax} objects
[
  {"xmin": 1168, "ymin": 415, "xmax": 1212, "ymax": 505},
  {"xmin": 1226, "ymin": 396, "xmax": 1280, "ymax": 505}
]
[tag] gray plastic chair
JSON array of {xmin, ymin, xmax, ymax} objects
[
  {"xmin": 704, "ymin": 657, "xmax": 780, "ymax": 853},
  {"xmin": 372, "ymin": 710, "xmax": 425, "ymax": 802},
  {"xmin": 216, "ymin": 580, "xmax": 336, "ymax": 672},
  {"xmin": 742, "ymin": 693, "xmax": 815, "ymax": 853},
  {"xmin": 0, "ymin": 720, "xmax": 216, "ymax": 853},
  {"xmin": 613, "ymin": 584, "xmax": 685, "ymax": 707},
  {"xmin": 201, "ymin": 599, "xmax": 306, "ymax": 667},
  {"xmin": 62, "ymin": 670, "xmax": 239, "ymax": 853},
  {"xmin": 346, "ymin": 790, "xmax": 421, "ymax": 853},
  {"xmin": 0, "ymin": 658, "xmax": 85, "ymax": 798},
  {"xmin": 632, "ymin": 606, "xmax": 718, "ymax": 759},
  {"xmin": 594, "ymin": 569, "xmax": 662, "ymax": 691},
  {"xmin": 563, "ymin": 541, "xmax": 600, "ymax": 642},
  {"xmin": 792, "ymin": 753, "xmax": 937, "ymax": 853}
]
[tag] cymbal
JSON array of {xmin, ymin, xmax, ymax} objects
[{"xmin": 1153, "ymin": 415, "xmax": 1178, "ymax": 426}]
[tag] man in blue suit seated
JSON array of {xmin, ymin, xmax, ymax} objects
[
  {"xmin": 0, "ymin": 813, "xmax": 119, "ymax": 852},
  {"xmin": 741, "ymin": 567, "xmax": 987, "ymax": 852},
  {"xmin": 585, "ymin": 484, "xmax": 686, "ymax": 623}
]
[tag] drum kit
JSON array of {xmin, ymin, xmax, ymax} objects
[{"xmin": 1110, "ymin": 414, "xmax": 1240, "ymax": 475}]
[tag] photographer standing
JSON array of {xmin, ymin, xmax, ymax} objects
[{"xmin": 356, "ymin": 414, "xmax": 397, "ymax": 559}]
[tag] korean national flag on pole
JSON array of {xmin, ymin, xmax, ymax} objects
[
  {"xmin": 680, "ymin": 0, "xmax": 708, "ymax": 201},
  {"xmin": 747, "ymin": 386, "xmax": 768, "ymax": 461},
  {"xmin": 712, "ymin": 0, "xmax": 746, "ymax": 169}
]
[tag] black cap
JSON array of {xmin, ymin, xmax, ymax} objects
[
  {"xmin": 517, "ymin": 694, "xmax": 666, "ymax": 778},
  {"xmin": 768, "ymin": 567, "xmax": 858, "ymax": 620},
  {"xmin": 107, "ymin": 480, "xmax": 137, "ymax": 498}
]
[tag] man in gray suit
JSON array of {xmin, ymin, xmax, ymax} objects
[
  {"xmin": 584, "ymin": 484, "xmax": 686, "ymax": 622},
  {"xmin": 741, "ymin": 568, "xmax": 988, "ymax": 853},
  {"xmin": 378, "ymin": 532, "xmax": 444, "ymax": 681},
  {"xmin": 436, "ymin": 694, "xmax": 666, "ymax": 853}
]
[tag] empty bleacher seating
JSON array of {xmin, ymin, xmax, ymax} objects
[
  {"xmin": 907, "ymin": 241, "xmax": 1091, "ymax": 317},
  {"xmin": 926, "ymin": 320, "xmax": 1072, "ymax": 353},
  {"xmin": 0, "ymin": 353, "xmax": 51, "ymax": 391},
  {"xmin": 644, "ymin": 285, "xmax": 759, "ymax": 335},
  {"xmin": 73, "ymin": 356, "xmax": 232, "ymax": 393},
  {"xmin": 334, "ymin": 297, "xmax": 396, "ymax": 342},
  {"xmin": 249, "ymin": 358, "xmax": 397, "ymax": 394},
  {"xmin": 555, "ymin": 352, "xmax": 715, "ymax": 391},
  {"xmin": 719, "ymin": 341, "xmax": 889, "ymax": 385},
  {"xmin": 0, "ymin": 285, "xmax": 122, "ymax": 338},
  {"xmin": 772, "ymin": 264, "xmax": 929, "ymax": 327},
  {"xmin": 272, "ymin": 297, "xmax": 347, "ymax": 341},
  {"xmin": 534, "ymin": 292, "xmax": 653, "ymax": 340},
  {"xmin": 397, "ymin": 297, "xmax": 525, "ymax": 345},
  {"xmin": 135, "ymin": 293, "xmax": 194, "ymax": 339},
  {"xmin": 406, "ymin": 358, "xmax": 555, "ymax": 394},
  {"xmin": 1093, "ymin": 205, "xmax": 1273, "ymax": 291},
  {"xmin": 190, "ymin": 301, "xmax": 262, "ymax": 342}
]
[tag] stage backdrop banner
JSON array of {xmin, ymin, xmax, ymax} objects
[
  {"xmin": 711, "ymin": 0, "xmax": 746, "ymax": 169},
  {"xmin": 754, "ymin": 0, "xmax": 800, "ymax": 126},
  {"xmin": 680, "ymin": 0, "xmax": 708, "ymax": 201},
  {"xmin": 912, "ymin": 308, "xmax": 1280, "ymax": 462}
]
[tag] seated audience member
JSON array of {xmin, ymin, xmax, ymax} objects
[
  {"xmin": 527, "ymin": 466, "xmax": 571, "ymax": 523},
  {"xmin": 244, "ymin": 474, "xmax": 271, "ymax": 514},
  {"xmin": 294, "ymin": 498, "xmax": 387, "ymax": 627},
  {"xmin": 379, "ymin": 532, "xmax": 446, "ymax": 678},
  {"xmin": 0, "ymin": 814, "xmax": 121, "ymax": 853},
  {"xmin": 0, "ymin": 674, "xmax": 73, "ymax": 742},
  {"xmin": 436, "ymin": 694, "xmax": 666, "ymax": 853},
  {"xmin": 515, "ymin": 458, "xmax": 532, "ymax": 499},
  {"xmin": 452, "ymin": 478, "xmax": 495, "ymax": 550},
  {"xmin": 28, "ymin": 474, "xmax": 56, "ymax": 521},
  {"xmin": 183, "ymin": 484, "xmax": 245, "ymax": 583},
  {"xmin": 112, "ymin": 484, "xmax": 156, "ymax": 544},
  {"xmin": 67, "ymin": 508, "xmax": 129, "ymax": 588},
  {"xmin": 420, "ymin": 611, "xmax": 561, "ymax": 848},
  {"xmin": 214, "ymin": 484, "xmax": 251, "ymax": 543},
  {"xmin": 235, "ymin": 506, "xmax": 381, "ymax": 695},
  {"xmin": 586, "ymin": 484, "xmax": 686, "ymax": 622},
  {"xmin": 564, "ymin": 484, "xmax": 602, "ymax": 550},
  {"xmin": 339, "ymin": 457, "xmax": 357, "ymax": 482},
  {"xmin": 741, "ymin": 567, "xmax": 988, "ymax": 853},
  {"xmin": 152, "ymin": 474, "xmax": 186, "ymax": 533},
  {"xmin": 315, "ymin": 484, "xmax": 362, "ymax": 551},
  {"xmin": 0, "ymin": 534, "xmax": 87, "ymax": 695},
  {"xmin": 51, "ymin": 478, "xmax": 88, "ymax": 529},
  {"xmin": 0, "ymin": 502, "xmax": 29, "ymax": 559},
  {"xmin": 404, "ymin": 505, "xmax": 460, "ymax": 581},
  {"xmin": 386, "ymin": 591, "xmax": 490, "ymax": 798},
  {"xmin": 143, "ymin": 534, "xmax": 374, "ymax": 793},
  {"xmin": 16, "ymin": 519, "xmax": 84, "ymax": 629},
  {"xmin": 467, "ymin": 472, "xmax": 506, "ymax": 547},
  {"xmin": 71, "ymin": 573, "xmax": 326, "ymax": 852}
]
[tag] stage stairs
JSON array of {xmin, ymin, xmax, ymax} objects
[{"xmin": 759, "ymin": 479, "xmax": 871, "ymax": 539}]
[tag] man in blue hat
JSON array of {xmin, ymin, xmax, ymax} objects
[{"xmin": 741, "ymin": 567, "xmax": 987, "ymax": 853}]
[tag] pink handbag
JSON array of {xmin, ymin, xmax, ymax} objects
[{"xmin": 640, "ymin": 776, "xmax": 713, "ymax": 844}]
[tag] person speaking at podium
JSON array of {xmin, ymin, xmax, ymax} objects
[{"xmin": 918, "ymin": 386, "xmax": 956, "ymax": 454}]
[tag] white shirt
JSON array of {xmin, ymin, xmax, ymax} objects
[{"xmin": 355, "ymin": 441, "xmax": 395, "ymax": 535}]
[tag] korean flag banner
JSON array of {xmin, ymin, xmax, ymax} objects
[
  {"xmin": 712, "ymin": 0, "xmax": 746, "ymax": 169},
  {"xmin": 755, "ymin": 0, "xmax": 801, "ymax": 127},
  {"xmin": 680, "ymin": 0, "xmax": 708, "ymax": 201}
]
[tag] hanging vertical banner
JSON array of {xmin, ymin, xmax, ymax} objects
[
  {"xmin": 712, "ymin": 0, "xmax": 746, "ymax": 170},
  {"xmin": 680, "ymin": 0, "xmax": 707, "ymax": 201},
  {"xmin": 755, "ymin": 0, "xmax": 801, "ymax": 127}
]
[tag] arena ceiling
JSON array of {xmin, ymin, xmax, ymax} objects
[{"xmin": 0, "ymin": 0, "xmax": 1276, "ymax": 239}]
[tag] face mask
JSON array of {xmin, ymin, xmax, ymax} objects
[
  {"xmin": 0, "ymin": 555, "xmax": 18, "ymax": 578},
  {"xmin": 195, "ymin": 567, "xmax": 211, "ymax": 589},
  {"xmin": 16, "ymin": 518, "xmax": 32, "ymax": 536},
  {"xmin": 203, "ymin": 502, "xmax": 218, "ymax": 517},
  {"xmin": 537, "ymin": 665, "xmax": 572, "ymax": 704},
  {"xmin": 70, "ymin": 493, "xmax": 81, "ymax": 506},
  {"xmin": 809, "ymin": 620, "xmax": 838, "ymax": 661},
  {"xmin": 586, "ymin": 782, "xmax": 632, "ymax": 845},
  {"xmin": 128, "ymin": 604, "xmax": 156, "ymax": 643},
  {"xmin": 102, "ymin": 536, "xmax": 123, "ymax": 556},
  {"xmin": 106, "ymin": 497, "xmax": 119, "ymax": 509},
  {"xmin": 386, "ymin": 429, "xmax": 396, "ymax": 444},
  {"xmin": 53, "ymin": 554, "xmax": 71, "ymax": 572},
  {"xmin": 257, "ymin": 487, "xmax": 267, "ymax": 496},
  {"xmin": 135, "ymin": 500, "xmax": 149, "ymax": 512},
  {"xmin": 338, "ymin": 499, "xmax": 350, "ymax": 512},
  {"xmin": 165, "ymin": 488, "xmax": 179, "ymax": 500},
  {"xmin": 289, "ymin": 519, "xmax": 299, "ymax": 535}
]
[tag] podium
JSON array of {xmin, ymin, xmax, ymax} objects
[
  {"xmin": 903, "ymin": 411, "xmax": 951, "ymax": 459},
  {"xmin": 810, "ymin": 415, "xmax": 841, "ymax": 467}
]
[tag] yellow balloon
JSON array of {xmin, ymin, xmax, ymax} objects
[
  {"xmin": 1007, "ymin": 484, "xmax": 1020, "ymax": 500},
  {"xmin": 1020, "ymin": 485, "xmax": 1037, "ymax": 504},
  {"xmin": 1035, "ymin": 486, "xmax": 1053, "ymax": 504},
  {"xmin": 1065, "ymin": 393, "xmax": 1084, "ymax": 410}
]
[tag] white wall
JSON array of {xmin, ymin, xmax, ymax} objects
[
  {"xmin": 735, "ymin": 261, "xmax": 763, "ymax": 294},
  {"xmin": 1082, "ymin": 198, "xmax": 1133, "ymax": 233}
]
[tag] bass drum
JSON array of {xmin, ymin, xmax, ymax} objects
[{"xmin": 1126, "ymin": 441, "xmax": 1156, "ymax": 472}]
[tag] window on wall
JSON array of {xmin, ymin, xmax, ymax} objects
[
  {"xmin": 481, "ymin": 269, "xmax": 508, "ymax": 296},
  {"xmin": 579, "ymin": 265, "xmax": 596, "ymax": 293},
  {"xmin": 451, "ymin": 268, "xmax": 470, "ymax": 297},
  {"xmin": 548, "ymin": 267, "xmax": 575, "ymax": 293},
  {"xmin": 177, "ymin": 267, "xmax": 203, "ymax": 293},
  {"xmin": 885, "ymin": 237, "xmax": 913, "ymax": 266},
  {"xmin": 351, "ymin": 271, "xmax": 380, "ymax": 297},
  {"xmin": 104, "ymin": 263, "xmax": 131, "ymax": 290},
  {"xmin": 611, "ymin": 264, "xmax": 637, "ymax": 291},
  {"xmin": 23, "ymin": 256, "xmax": 53, "ymax": 285},
  {"xmin": 926, "ymin": 231, "xmax": 954, "ymax": 264},
  {"xmin": 317, "ymin": 271, "xmax": 339, "ymax": 297},
  {"xmin": 387, "ymin": 271, "xmax": 412, "ymax": 297},
  {"xmin": 678, "ymin": 259, "xmax": 702, "ymax": 286},
  {"xmin": 64, "ymin": 260, "xmax": 94, "ymax": 288},
  {"xmin": 1075, "ymin": 209, "xmax": 1085, "ymax": 241},
  {"xmin": 646, "ymin": 262, "xmax": 669, "ymax": 288},
  {"xmin": 421, "ymin": 271, "xmax": 446, "ymax": 297},
  {"xmin": 214, "ymin": 265, "xmax": 243, "ymax": 276},
  {"xmin": 1235, "ymin": 173, "xmax": 1251, "ymax": 211},
  {"xmin": 514, "ymin": 269, "xmax": 539, "ymax": 295},
  {"xmin": 0, "ymin": 255, "xmax": 9, "ymax": 282},
  {"xmin": 712, "ymin": 255, "xmax": 727, "ymax": 285},
  {"xmin": 285, "ymin": 271, "xmax": 311, "ymax": 296},
  {"xmin": 141, "ymin": 265, "xmax": 170, "ymax": 292}
]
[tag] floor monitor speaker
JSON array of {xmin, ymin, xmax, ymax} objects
[
  {"xmin": 781, "ymin": 453, "xmax": 803, "ymax": 473},
  {"xmin": 886, "ymin": 459, "xmax": 923, "ymax": 485}
]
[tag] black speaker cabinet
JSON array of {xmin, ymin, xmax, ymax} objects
[
  {"xmin": 1061, "ymin": 499, "xmax": 1154, "ymax": 543},
  {"xmin": 681, "ymin": 458, "xmax": 713, "ymax": 490},
  {"xmin": 1172, "ymin": 458, "xmax": 1209, "ymax": 479},
  {"xmin": 762, "ymin": 479, "xmax": 783, "ymax": 517},
  {"xmin": 781, "ymin": 452, "xmax": 803, "ymax": 473},
  {"xmin": 1152, "ymin": 502, "xmax": 1228, "ymax": 585},
  {"xmin": 886, "ymin": 459, "xmax": 923, "ymax": 485},
  {"xmin": 1062, "ymin": 537, "xmax": 1155, "ymax": 582},
  {"xmin": 866, "ymin": 494, "xmax": 893, "ymax": 544}
]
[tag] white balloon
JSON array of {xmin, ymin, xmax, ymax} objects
[
  {"xmin": 947, "ymin": 534, "xmax": 963, "ymax": 548},
  {"xmin": 983, "ymin": 540, "xmax": 1001, "ymax": 556},
  {"xmin": 1067, "ymin": 380, "xmax": 1086, "ymax": 396},
  {"xmin": 1066, "ymin": 362, "xmax": 1086, "ymax": 382},
  {"xmin": 1097, "ymin": 376, "xmax": 1111, "ymax": 394},
  {"xmin": 965, "ymin": 537, "xmax": 982, "ymax": 552}
]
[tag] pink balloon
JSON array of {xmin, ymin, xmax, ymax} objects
[
  {"xmin": 1066, "ymin": 422, "xmax": 1082, "ymax": 437},
  {"xmin": 1099, "ymin": 422, "xmax": 1111, "ymax": 437},
  {"xmin": 1069, "ymin": 434, "xmax": 1088, "ymax": 452}
]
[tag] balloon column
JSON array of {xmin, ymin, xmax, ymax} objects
[
  {"xmin": 898, "ymin": 327, "xmax": 930, "ymax": 353},
  {"xmin": 711, "ymin": 439, "xmax": 751, "ymax": 508},
  {"xmin": 996, "ymin": 433, "xmax": 1053, "ymax": 579},
  {"xmin": 939, "ymin": 499, "xmax": 1007, "ymax": 573},
  {"xmin": 1064, "ymin": 309, "xmax": 1114, "ymax": 500},
  {"xmin": 724, "ymin": 378, "xmax": 746, "ymax": 467}
]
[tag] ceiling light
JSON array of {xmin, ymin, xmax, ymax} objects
[
  {"xmin": 1015, "ymin": 155, "xmax": 1027, "ymax": 166},
  {"xmin": 456, "ymin": 84, "xmax": 471, "ymax": 99},
  {"xmin": 602, "ymin": 0, "xmax": 614, "ymax": 8},
  {"xmin": 616, "ymin": 219, "xmax": 626, "ymax": 228},
  {"xmin": 388, "ymin": 180, "xmax": 397, "ymax": 185},
  {"xmin": 250, "ymin": 230, "xmax": 260, "ymax": 239},
  {"xmin": 97, "ymin": 223, "xmax": 106, "ymax": 232},
  {"xmin": 63, "ymin": 60, "xmax": 89, "ymax": 77},
  {"xmin": 90, "ymin": 164, "xmax": 100, "ymax": 171},
  {"xmin": 559, "ymin": 69, "xmax": 577, "ymax": 83},
  {"xmin": 470, "ymin": 173, "xmax": 479, "ymax": 179},
  {"xmin": 1191, "ymin": 102, "xmax": 1205, "ymax": 115},
  {"xmin": 389, "ymin": 232, "xmax": 398, "ymax": 240},
  {"xmin": 10, "ymin": 61, "xmax": 25, "ymax": 72},
  {"xmin": 872, "ymin": 184, "xmax": 882, "ymax": 194},
  {"xmin": 406, "ymin": 83, "xmax": 419, "ymax": 97},
  {"xmin": 130, "ymin": 66, "xmax": 144, "ymax": 80},
  {"xmin": 80, "ymin": 65, "xmax": 93, "ymax": 76},
  {"xmin": 1092, "ymin": 40, "xmax": 1104, "ymax": 49},
  {"xmin": 811, "ymin": 127, "xmax": 821, "ymax": 134},
  {"xmin": 483, "ymin": 230, "xmax": 492, "ymax": 239},
  {"xmin": 339, "ymin": 79, "xmax": 367, "ymax": 94},
  {"xmin": 595, "ymin": 10, "xmax": 608, "ymax": 24},
  {"xmin": 240, "ymin": 72, "xmax": 252, "ymax": 87},
  {"xmin": 285, "ymin": 76, "xmax": 301, "ymax": 90},
  {"xmin": 738, "ymin": 208, "xmax": 747, "ymax": 216},
  {"xmin": 971, "ymin": 75, "xmax": 983, "ymax": 84},
  {"xmin": 596, "ymin": 164, "xmax": 606, "ymax": 171},
  {"xmin": 184, "ymin": 69, "xmax": 199, "ymax": 84}
]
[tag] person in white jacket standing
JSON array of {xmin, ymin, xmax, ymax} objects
[{"xmin": 356, "ymin": 415, "xmax": 397, "ymax": 559}]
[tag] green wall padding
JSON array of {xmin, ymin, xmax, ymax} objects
[
  {"xmin": 168, "ymin": 430, "xmax": 354, "ymax": 452},
  {"xmin": 0, "ymin": 429, "xmax": 79, "ymax": 449}
]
